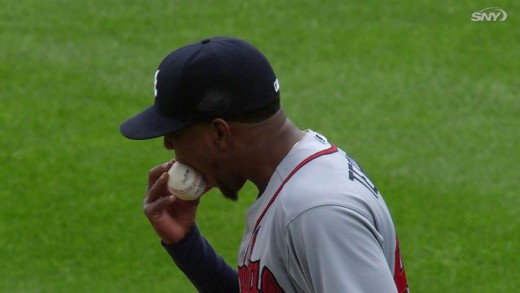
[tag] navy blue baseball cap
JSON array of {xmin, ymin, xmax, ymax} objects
[{"xmin": 120, "ymin": 36, "xmax": 280, "ymax": 140}]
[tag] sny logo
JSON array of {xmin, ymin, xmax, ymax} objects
[{"xmin": 471, "ymin": 7, "xmax": 508, "ymax": 22}]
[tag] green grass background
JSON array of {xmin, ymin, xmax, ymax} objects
[{"xmin": 1, "ymin": 0, "xmax": 519, "ymax": 292}]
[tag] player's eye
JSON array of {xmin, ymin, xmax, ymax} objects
[
  {"xmin": 171, "ymin": 130, "xmax": 182, "ymax": 137},
  {"xmin": 168, "ymin": 126, "xmax": 190, "ymax": 139}
]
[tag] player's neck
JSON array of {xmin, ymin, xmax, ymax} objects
[{"xmin": 237, "ymin": 111, "xmax": 305, "ymax": 193}]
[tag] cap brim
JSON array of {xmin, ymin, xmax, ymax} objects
[{"xmin": 119, "ymin": 105, "xmax": 191, "ymax": 140}]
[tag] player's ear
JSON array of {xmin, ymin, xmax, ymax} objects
[{"xmin": 211, "ymin": 118, "xmax": 231, "ymax": 149}]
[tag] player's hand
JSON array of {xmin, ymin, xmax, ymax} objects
[{"xmin": 143, "ymin": 161, "xmax": 200, "ymax": 245}]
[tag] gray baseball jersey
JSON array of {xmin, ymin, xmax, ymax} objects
[{"xmin": 237, "ymin": 130, "xmax": 408, "ymax": 292}]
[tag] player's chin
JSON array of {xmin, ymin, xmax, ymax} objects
[
  {"xmin": 219, "ymin": 186, "xmax": 239, "ymax": 201},
  {"xmin": 216, "ymin": 180, "xmax": 239, "ymax": 201}
]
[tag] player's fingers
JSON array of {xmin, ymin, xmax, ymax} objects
[
  {"xmin": 143, "ymin": 194, "xmax": 175, "ymax": 218},
  {"xmin": 147, "ymin": 161, "xmax": 173, "ymax": 190},
  {"xmin": 145, "ymin": 172, "xmax": 170, "ymax": 203}
]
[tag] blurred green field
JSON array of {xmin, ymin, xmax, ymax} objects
[{"xmin": 1, "ymin": 0, "xmax": 519, "ymax": 292}]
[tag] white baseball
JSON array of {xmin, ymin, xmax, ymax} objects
[{"xmin": 167, "ymin": 162, "xmax": 207, "ymax": 201}]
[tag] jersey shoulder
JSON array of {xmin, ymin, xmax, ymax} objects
[{"xmin": 276, "ymin": 148, "xmax": 381, "ymax": 223}]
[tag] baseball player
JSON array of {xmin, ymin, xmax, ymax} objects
[{"xmin": 120, "ymin": 36, "xmax": 408, "ymax": 292}]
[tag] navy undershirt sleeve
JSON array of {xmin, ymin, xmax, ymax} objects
[{"xmin": 162, "ymin": 225, "xmax": 239, "ymax": 293}]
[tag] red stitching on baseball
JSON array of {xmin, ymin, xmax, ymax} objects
[{"xmin": 170, "ymin": 173, "xmax": 201, "ymax": 195}]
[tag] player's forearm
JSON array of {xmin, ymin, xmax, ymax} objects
[{"xmin": 162, "ymin": 225, "xmax": 239, "ymax": 293}]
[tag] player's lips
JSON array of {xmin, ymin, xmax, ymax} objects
[{"xmin": 204, "ymin": 176, "xmax": 217, "ymax": 189}]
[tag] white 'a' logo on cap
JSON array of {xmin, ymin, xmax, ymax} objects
[
  {"xmin": 154, "ymin": 70, "xmax": 160, "ymax": 97},
  {"xmin": 273, "ymin": 78, "xmax": 280, "ymax": 92}
]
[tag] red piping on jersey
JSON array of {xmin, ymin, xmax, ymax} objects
[{"xmin": 242, "ymin": 144, "xmax": 338, "ymax": 264}]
